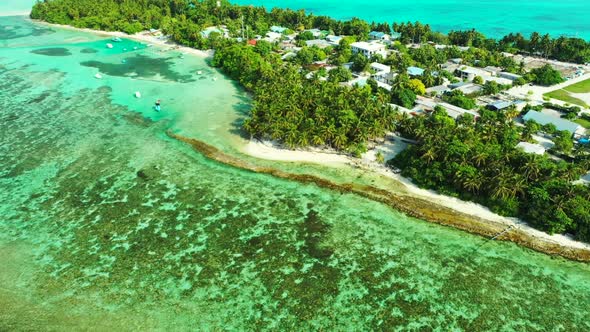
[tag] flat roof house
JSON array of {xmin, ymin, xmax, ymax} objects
[
  {"xmin": 487, "ymin": 100, "xmax": 514, "ymax": 111},
  {"xmin": 370, "ymin": 62, "xmax": 391, "ymax": 74},
  {"xmin": 498, "ymin": 72, "xmax": 523, "ymax": 81},
  {"xmin": 407, "ymin": 66, "xmax": 425, "ymax": 77},
  {"xmin": 517, "ymin": 142, "xmax": 546, "ymax": 155},
  {"xmin": 326, "ymin": 35, "xmax": 343, "ymax": 46},
  {"xmin": 522, "ymin": 111, "xmax": 584, "ymax": 137},
  {"xmin": 351, "ymin": 42, "xmax": 386, "ymax": 58},
  {"xmin": 369, "ymin": 31, "xmax": 391, "ymax": 41}
]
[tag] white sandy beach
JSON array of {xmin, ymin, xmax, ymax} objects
[{"xmin": 244, "ymin": 139, "xmax": 590, "ymax": 251}]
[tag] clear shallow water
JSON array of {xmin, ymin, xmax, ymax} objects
[
  {"xmin": 235, "ymin": 0, "xmax": 590, "ymax": 40},
  {"xmin": 1, "ymin": 16, "xmax": 590, "ymax": 330}
]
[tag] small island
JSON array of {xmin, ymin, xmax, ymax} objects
[{"xmin": 31, "ymin": 0, "xmax": 590, "ymax": 251}]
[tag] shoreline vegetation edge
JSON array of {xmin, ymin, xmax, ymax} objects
[{"xmin": 32, "ymin": 20, "xmax": 590, "ymax": 262}]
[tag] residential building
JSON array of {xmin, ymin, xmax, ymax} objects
[
  {"xmin": 498, "ymin": 72, "xmax": 523, "ymax": 81},
  {"xmin": 448, "ymin": 82, "xmax": 482, "ymax": 95},
  {"xmin": 305, "ymin": 39, "xmax": 332, "ymax": 49},
  {"xmin": 517, "ymin": 142, "xmax": 546, "ymax": 155},
  {"xmin": 369, "ymin": 31, "xmax": 391, "ymax": 41},
  {"xmin": 270, "ymin": 26, "xmax": 288, "ymax": 34},
  {"xmin": 370, "ymin": 62, "xmax": 390, "ymax": 74},
  {"xmin": 407, "ymin": 66, "xmax": 425, "ymax": 77},
  {"xmin": 522, "ymin": 111, "xmax": 584, "ymax": 137},
  {"xmin": 376, "ymin": 72, "xmax": 397, "ymax": 85},
  {"xmin": 326, "ymin": 35, "xmax": 343, "ymax": 46},
  {"xmin": 426, "ymin": 85, "xmax": 450, "ymax": 96},
  {"xmin": 483, "ymin": 66, "xmax": 503, "ymax": 76},
  {"xmin": 264, "ymin": 32, "xmax": 283, "ymax": 42},
  {"xmin": 351, "ymin": 42, "xmax": 386, "ymax": 58},
  {"xmin": 487, "ymin": 100, "xmax": 514, "ymax": 111}
]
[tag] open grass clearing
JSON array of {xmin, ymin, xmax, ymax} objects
[
  {"xmin": 544, "ymin": 89, "xmax": 589, "ymax": 108},
  {"xmin": 574, "ymin": 118, "xmax": 590, "ymax": 129},
  {"xmin": 563, "ymin": 78, "xmax": 590, "ymax": 94}
]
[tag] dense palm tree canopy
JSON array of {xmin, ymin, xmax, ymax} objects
[{"xmin": 392, "ymin": 108, "xmax": 590, "ymax": 241}]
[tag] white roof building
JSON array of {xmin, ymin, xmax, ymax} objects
[
  {"xmin": 370, "ymin": 62, "xmax": 390, "ymax": 74},
  {"xmin": 264, "ymin": 32, "xmax": 283, "ymax": 42},
  {"xmin": 351, "ymin": 42, "xmax": 386, "ymax": 58},
  {"xmin": 517, "ymin": 142, "xmax": 546, "ymax": 155}
]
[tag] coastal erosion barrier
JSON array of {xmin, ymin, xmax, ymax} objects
[{"xmin": 167, "ymin": 130, "xmax": 590, "ymax": 263}]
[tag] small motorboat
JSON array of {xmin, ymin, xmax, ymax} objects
[
  {"xmin": 133, "ymin": 46, "xmax": 138, "ymax": 50},
  {"xmin": 154, "ymin": 99, "xmax": 161, "ymax": 112},
  {"xmin": 106, "ymin": 43, "xmax": 113, "ymax": 49},
  {"xmin": 94, "ymin": 73, "xmax": 102, "ymax": 79},
  {"xmin": 112, "ymin": 37, "xmax": 122, "ymax": 42},
  {"xmin": 134, "ymin": 91, "xmax": 141, "ymax": 98},
  {"xmin": 197, "ymin": 71, "xmax": 203, "ymax": 75}
]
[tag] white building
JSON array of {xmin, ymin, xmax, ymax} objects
[
  {"xmin": 351, "ymin": 42, "xmax": 386, "ymax": 58},
  {"xmin": 516, "ymin": 142, "xmax": 546, "ymax": 155},
  {"xmin": 370, "ymin": 62, "xmax": 390, "ymax": 74}
]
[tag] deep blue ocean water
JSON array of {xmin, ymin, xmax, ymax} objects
[{"xmin": 235, "ymin": 0, "xmax": 590, "ymax": 40}]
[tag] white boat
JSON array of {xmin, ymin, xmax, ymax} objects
[
  {"xmin": 112, "ymin": 37, "xmax": 122, "ymax": 42},
  {"xmin": 134, "ymin": 91, "xmax": 141, "ymax": 98},
  {"xmin": 197, "ymin": 71, "xmax": 203, "ymax": 75},
  {"xmin": 133, "ymin": 46, "xmax": 138, "ymax": 50},
  {"xmin": 106, "ymin": 43, "xmax": 113, "ymax": 49},
  {"xmin": 94, "ymin": 73, "xmax": 102, "ymax": 79}
]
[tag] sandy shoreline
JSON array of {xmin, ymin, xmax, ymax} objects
[
  {"xmin": 34, "ymin": 21, "xmax": 214, "ymax": 58},
  {"xmin": 244, "ymin": 139, "xmax": 590, "ymax": 253}
]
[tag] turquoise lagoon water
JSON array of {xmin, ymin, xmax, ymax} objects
[
  {"xmin": 236, "ymin": 0, "xmax": 590, "ymax": 40},
  {"xmin": 2, "ymin": 16, "xmax": 590, "ymax": 330}
]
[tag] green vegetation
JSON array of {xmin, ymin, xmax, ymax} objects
[
  {"xmin": 391, "ymin": 108, "xmax": 590, "ymax": 241},
  {"xmin": 212, "ymin": 44, "xmax": 397, "ymax": 155},
  {"xmin": 527, "ymin": 64, "xmax": 564, "ymax": 86},
  {"xmin": 544, "ymin": 90, "xmax": 589, "ymax": 108},
  {"xmin": 575, "ymin": 118, "xmax": 590, "ymax": 129},
  {"xmin": 442, "ymin": 90, "xmax": 477, "ymax": 109},
  {"xmin": 563, "ymin": 78, "xmax": 590, "ymax": 94}
]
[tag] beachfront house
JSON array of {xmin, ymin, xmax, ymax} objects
[
  {"xmin": 407, "ymin": 66, "xmax": 425, "ymax": 77},
  {"xmin": 351, "ymin": 42, "xmax": 386, "ymax": 58},
  {"xmin": 522, "ymin": 111, "xmax": 584, "ymax": 137},
  {"xmin": 369, "ymin": 31, "xmax": 391, "ymax": 41}
]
